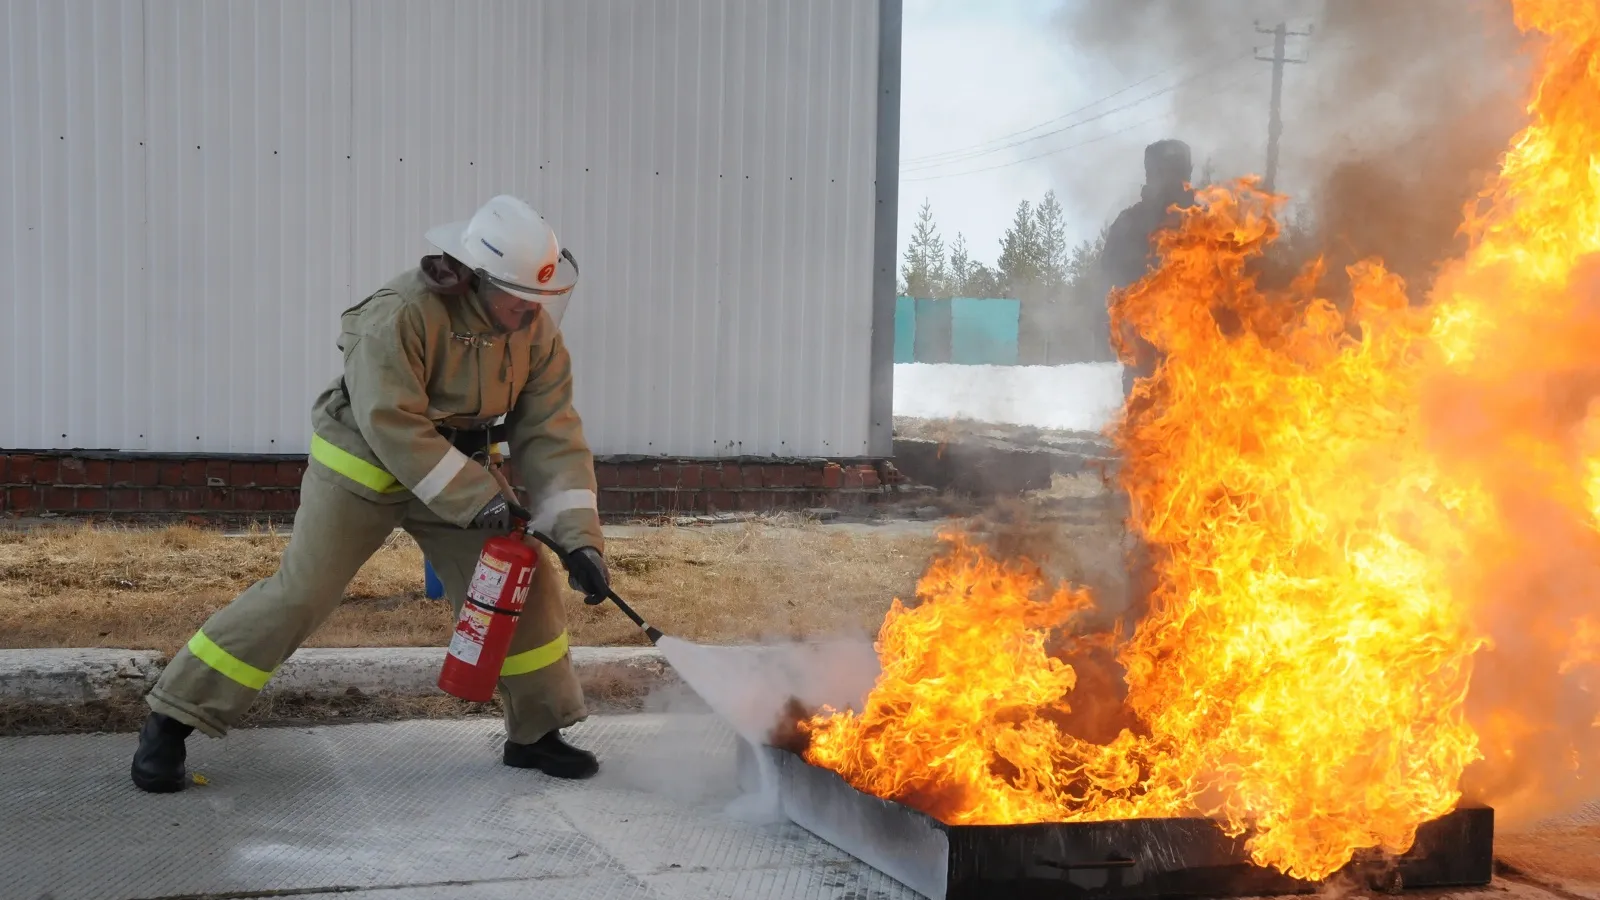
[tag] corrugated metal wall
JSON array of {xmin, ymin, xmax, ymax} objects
[{"xmin": 1, "ymin": 0, "xmax": 887, "ymax": 457}]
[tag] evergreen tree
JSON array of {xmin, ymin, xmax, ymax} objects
[
  {"xmin": 1065, "ymin": 226, "xmax": 1109, "ymax": 288},
  {"xmin": 996, "ymin": 200, "xmax": 1042, "ymax": 296},
  {"xmin": 964, "ymin": 263, "xmax": 1003, "ymax": 298},
  {"xmin": 1034, "ymin": 190, "xmax": 1069, "ymax": 292},
  {"xmin": 948, "ymin": 233, "xmax": 973, "ymax": 297},
  {"xmin": 901, "ymin": 199, "xmax": 948, "ymax": 298}
]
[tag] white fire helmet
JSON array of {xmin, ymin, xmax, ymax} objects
[{"xmin": 425, "ymin": 194, "xmax": 581, "ymax": 325}]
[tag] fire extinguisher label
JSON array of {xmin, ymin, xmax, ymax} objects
[
  {"xmin": 447, "ymin": 606, "xmax": 493, "ymax": 666},
  {"xmin": 469, "ymin": 563, "xmax": 508, "ymax": 606}
]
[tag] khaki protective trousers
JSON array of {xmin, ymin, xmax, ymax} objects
[
  {"xmin": 1117, "ymin": 360, "xmax": 1158, "ymax": 628},
  {"xmin": 147, "ymin": 467, "xmax": 585, "ymax": 744}
]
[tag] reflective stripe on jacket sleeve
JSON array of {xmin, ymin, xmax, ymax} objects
[
  {"xmin": 530, "ymin": 489, "xmax": 598, "ymax": 533},
  {"xmin": 413, "ymin": 446, "xmax": 471, "ymax": 503}
]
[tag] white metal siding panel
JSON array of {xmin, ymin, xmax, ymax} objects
[
  {"xmin": 2, "ymin": 0, "xmax": 881, "ymax": 457},
  {"xmin": 4, "ymin": 0, "xmax": 146, "ymax": 451},
  {"xmin": 142, "ymin": 0, "xmax": 353, "ymax": 454}
]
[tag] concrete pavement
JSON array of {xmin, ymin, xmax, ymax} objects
[
  {"xmin": 1, "ymin": 711, "xmax": 1595, "ymax": 900},
  {"xmin": 0, "ymin": 713, "xmax": 913, "ymax": 900}
]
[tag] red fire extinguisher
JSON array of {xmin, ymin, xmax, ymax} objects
[{"xmin": 438, "ymin": 533, "xmax": 539, "ymax": 702}]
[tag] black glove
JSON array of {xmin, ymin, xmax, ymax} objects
[
  {"xmin": 565, "ymin": 547, "xmax": 611, "ymax": 604},
  {"xmin": 471, "ymin": 495, "xmax": 531, "ymax": 532}
]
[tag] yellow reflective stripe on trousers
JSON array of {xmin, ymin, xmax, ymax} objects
[
  {"xmin": 310, "ymin": 434, "xmax": 406, "ymax": 494},
  {"xmin": 500, "ymin": 630, "xmax": 571, "ymax": 677},
  {"xmin": 187, "ymin": 631, "xmax": 276, "ymax": 691}
]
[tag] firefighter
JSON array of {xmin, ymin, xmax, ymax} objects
[
  {"xmin": 1101, "ymin": 141, "xmax": 1195, "ymax": 635},
  {"xmin": 131, "ymin": 195, "xmax": 613, "ymax": 792},
  {"xmin": 1102, "ymin": 138, "xmax": 1196, "ymax": 398}
]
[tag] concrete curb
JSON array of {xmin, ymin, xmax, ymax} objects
[
  {"xmin": 0, "ymin": 646, "xmax": 677, "ymax": 707},
  {"xmin": 0, "ymin": 649, "xmax": 167, "ymax": 704}
]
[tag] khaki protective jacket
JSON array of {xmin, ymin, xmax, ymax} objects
[{"xmin": 308, "ymin": 263, "xmax": 604, "ymax": 553}]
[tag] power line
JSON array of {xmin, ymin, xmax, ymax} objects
[
  {"xmin": 902, "ymin": 67, "xmax": 1261, "ymax": 183},
  {"xmin": 900, "ymin": 56, "xmax": 1200, "ymax": 166},
  {"xmin": 902, "ymin": 113, "xmax": 1169, "ymax": 183},
  {"xmin": 901, "ymin": 50, "xmax": 1255, "ymax": 174},
  {"xmin": 901, "ymin": 54, "xmax": 1250, "ymax": 174},
  {"xmin": 899, "ymin": 46, "xmax": 1260, "ymax": 167}
]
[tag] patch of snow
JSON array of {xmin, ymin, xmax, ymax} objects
[{"xmin": 893, "ymin": 362, "xmax": 1124, "ymax": 431}]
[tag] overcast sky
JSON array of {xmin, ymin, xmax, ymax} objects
[
  {"xmin": 897, "ymin": 0, "xmax": 1529, "ymax": 274},
  {"xmin": 897, "ymin": 0, "xmax": 1200, "ymax": 266},
  {"xmin": 898, "ymin": 0, "xmax": 1493, "ymax": 270}
]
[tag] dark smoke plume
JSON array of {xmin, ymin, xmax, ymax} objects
[{"xmin": 1054, "ymin": 0, "xmax": 1530, "ymax": 299}]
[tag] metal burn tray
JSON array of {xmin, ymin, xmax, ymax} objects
[{"xmin": 742, "ymin": 744, "xmax": 1493, "ymax": 900}]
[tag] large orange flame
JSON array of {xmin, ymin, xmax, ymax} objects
[{"xmin": 804, "ymin": 0, "xmax": 1600, "ymax": 882}]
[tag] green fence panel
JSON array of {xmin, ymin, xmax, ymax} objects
[
  {"xmin": 896, "ymin": 296, "xmax": 1021, "ymax": 364},
  {"xmin": 894, "ymin": 296, "xmax": 916, "ymax": 363},
  {"xmin": 950, "ymin": 297, "xmax": 1021, "ymax": 365},
  {"xmin": 912, "ymin": 298, "xmax": 954, "ymax": 363}
]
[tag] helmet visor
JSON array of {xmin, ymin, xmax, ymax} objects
[{"xmin": 476, "ymin": 248, "xmax": 580, "ymax": 302}]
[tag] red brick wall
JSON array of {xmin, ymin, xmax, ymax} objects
[
  {"xmin": 592, "ymin": 460, "xmax": 902, "ymax": 516},
  {"xmin": 0, "ymin": 451, "xmax": 905, "ymax": 521},
  {"xmin": 1, "ymin": 453, "xmax": 306, "ymax": 518}
]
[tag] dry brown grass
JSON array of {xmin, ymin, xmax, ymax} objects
[
  {"xmin": 568, "ymin": 521, "xmax": 935, "ymax": 646},
  {"xmin": 893, "ymin": 415, "xmax": 993, "ymax": 445},
  {"xmin": 893, "ymin": 415, "xmax": 1110, "ymax": 444},
  {"xmin": 0, "ymin": 522, "xmax": 942, "ymax": 652}
]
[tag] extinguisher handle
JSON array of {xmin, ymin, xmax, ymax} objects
[{"xmin": 521, "ymin": 528, "xmax": 664, "ymax": 645}]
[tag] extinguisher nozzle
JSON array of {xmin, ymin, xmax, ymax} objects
[{"xmin": 522, "ymin": 527, "xmax": 665, "ymax": 645}]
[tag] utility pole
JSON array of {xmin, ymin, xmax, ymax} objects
[{"xmin": 1255, "ymin": 21, "xmax": 1311, "ymax": 194}]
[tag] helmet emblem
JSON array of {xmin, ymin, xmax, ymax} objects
[{"xmin": 537, "ymin": 263, "xmax": 556, "ymax": 284}]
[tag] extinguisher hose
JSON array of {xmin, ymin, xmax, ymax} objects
[
  {"xmin": 522, "ymin": 527, "xmax": 665, "ymax": 645},
  {"xmin": 483, "ymin": 459, "xmax": 663, "ymax": 645}
]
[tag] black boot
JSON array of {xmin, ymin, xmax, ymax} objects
[
  {"xmin": 131, "ymin": 712, "xmax": 195, "ymax": 793},
  {"xmin": 503, "ymin": 731, "xmax": 599, "ymax": 780}
]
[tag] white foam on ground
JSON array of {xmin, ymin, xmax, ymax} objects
[
  {"xmin": 723, "ymin": 748, "xmax": 784, "ymax": 824},
  {"xmin": 656, "ymin": 636, "xmax": 880, "ymax": 823},
  {"xmin": 893, "ymin": 362, "xmax": 1124, "ymax": 431}
]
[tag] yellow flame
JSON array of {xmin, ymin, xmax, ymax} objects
[{"xmin": 805, "ymin": 0, "xmax": 1600, "ymax": 882}]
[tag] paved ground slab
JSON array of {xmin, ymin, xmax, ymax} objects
[
  {"xmin": 1, "ymin": 712, "xmax": 1591, "ymax": 900},
  {"xmin": 1, "ymin": 713, "xmax": 913, "ymax": 900}
]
